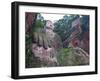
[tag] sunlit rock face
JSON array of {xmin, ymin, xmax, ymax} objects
[
  {"xmin": 45, "ymin": 20, "xmax": 54, "ymax": 30},
  {"xmin": 72, "ymin": 47, "xmax": 89, "ymax": 65},
  {"xmin": 31, "ymin": 20, "xmax": 62, "ymax": 67},
  {"xmin": 45, "ymin": 20, "xmax": 63, "ymax": 50},
  {"xmin": 32, "ymin": 44, "xmax": 58, "ymax": 66}
]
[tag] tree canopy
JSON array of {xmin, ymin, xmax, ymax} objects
[{"xmin": 53, "ymin": 15, "xmax": 89, "ymax": 47}]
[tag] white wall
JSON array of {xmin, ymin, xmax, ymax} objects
[{"xmin": 0, "ymin": 0, "xmax": 99, "ymax": 81}]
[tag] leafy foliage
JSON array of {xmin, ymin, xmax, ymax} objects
[
  {"xmin": 54, "ymin": 15, "xmax": 79, "ymax": 45},
  {"xmin": 54, "ymin": 15, "xmax": 89, "ymax": 48},
  {"xmin": 57, "ymin": 48, "xmax": 76, "ymax": 66},
  {"xmin": 35, "ymin": 20, "xmax": 44, "ymax": 29},
  {"xmin": 81, "ymin": 15, "xmax": 89, "ymax": 32},
  {"xmin": 57, "ymin": 47, "xmax": 89, "ymax": 66}
]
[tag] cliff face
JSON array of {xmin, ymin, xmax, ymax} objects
[
  {"xmin": 31, "ymin": 28, "xmax": 89, "ymax": 67},
  {"xmin": 25, "ymin": 13, "xmax": 89, "ymax": 68},
  {"xmin": 31, "ymin": 28, "xmax": 63, "ymax": 67},
  {"xmin": 57, "ymin": 47, "xmax": 89, "ymax": 66},
  {"xmin": 25, "ymin": 13, "xmax": 38, "ymax": 68}
]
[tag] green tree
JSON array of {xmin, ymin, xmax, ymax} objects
[{"xmin": 54, "ymin": 15, "xmax": 79, "ymax": 47}]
